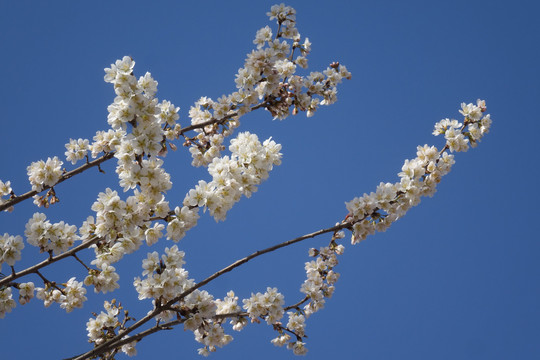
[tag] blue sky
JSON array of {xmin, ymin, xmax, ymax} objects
[{"xmin": 1, "ymin": 0, "xmax": 539, "ymax": 359}]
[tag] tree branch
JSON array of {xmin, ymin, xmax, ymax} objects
[
  {"xmin": 1, "ymin": 153, "xmax": 116, "ymax": 212},
  {"xmin": 1, "ymin": 101, "xmax": 270, "ymax": 213},
  {"xmin": 0, "ymin": 236, "xmax": 101, "ymax": 287},
  {"xmin": 66, "ymin": 222, "xmax": 349, "ymax": 360}
]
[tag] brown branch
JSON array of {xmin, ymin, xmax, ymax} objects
[
  {"xmin": 0, "ymin": 153, "xmax": 115, "ymax": 212},
  {"xmin": 74, "ymin": 295, "xmax": 311, "ymax": 358},
  {"xmin": 0, "ymin": 236, "xmax": 101, "ymax": 287},
  {"xmin": 66, "ymin": 222, "xmax": 349, "ymax": 360},
  {"xmin": 1, "ymin": 101, "xmax": 269, "ymax": 213},
  {"xmin": 177, "ymin": 101, "xmax": 268, "ymax": 135}
]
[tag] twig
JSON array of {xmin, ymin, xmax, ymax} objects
[
  {"xmin": 0, "ymin": 236, "xmax": 101, "ymax": 287},
  {"xmin": 0, "ymin": 153, "xmax": 115, "ymax": 212}
]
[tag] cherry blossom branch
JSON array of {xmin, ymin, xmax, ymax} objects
[
  {"xmin": 179, "ymin": 101, "xmax": 268, "ymax": 135},
  {"xmin": 67, "ymin": 222, "xmax": 348, "ymax": 360},
  {"xmin": 0, "ymin": 153, "xmax": 115, "ymax": 212},
  {"xmin": 85, "ymin": 295, "xmax": 311, "ymax": 356},
  {"xmin": 170, "ymin": 222, "xmax": 350, "ymax": 304},
  {"xmin": 80, "ymin": 102, "xmax": 492, "ymax": 358},
  {"xmin": 0, "ymin": 236, "xmax": 100, "ymax": 287},
  {"xmin": 0, "ymin": 100, "xmax": 272, "ymax": 214}
]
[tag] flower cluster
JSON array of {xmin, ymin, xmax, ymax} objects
[
  {"xmin": 26, "ymin": 156, "xmax": 64, "ymax": 192},
  {"xmin": 184, "ymin": 290, "xmax": 234, "ymax": 356},
  {"xmin": 17, "ymin": 282, "xmax": 35, "ymax": 305},
  {"xmin": 185, "ymin": 3, "xmax": 350, "ymax": 167},
  {"xmin": 86, "ymin": 300, "xmax": 130, "ymax": 351},
  {"xmin": 85, "ymin": 186, "xmax": 169, "ymax": 287},
  {"xmin": 434, "ymin": 99, "xmax": 491, "ymax": 152},
  {"xmin": 215, "ymin": 290, "xmax": 246, "ymax": 330},
  {"xmin": 266, "ymin": 231, "xmax": 346, "ymax": 355},
  {"xmin": 242, "ymin": 287, "xmax": 285, "ymax": 325},
  {"xmin": 0, "ymin": 233, "xmax": 24, "ymax": 268},
  {"xmin": 184, "ymin": 131, "xmax": 282, "ymax": 221},
  {"xmin": 84, "ymin": 262, "xmax": 120, "ymax": 294},
  {"xmin": 270, "ymin": 311, "xmax": 308, "ymax": 355},
  {"xmin": 104, "ymin": 57, "xmax": 175, "ymax": 198},
  {"xmin": 301, "ymin": 239, "xmax": 344, "ymax": 316},
  {"xmin": 194, "ymin": 323, "xmax": 233, "ymax": 357},
  {"xmin": 165, "ymin": 205, "xmax": 200, "ymax": 242},
  {"xmin": 64, "ymin": 138, "xmax": 90, "ymax": 165},
  {"xmin": 134, "ymin": 248, "xmax": 236, "ymax": 356},
  {"xmin": 73, "ymin": 57, "xmax": 184, "ymax": 287},
  {"xmin": 0, "ymin": 180, "xmax": 13, "ymax": 212},
  {"xmin": 90, "ymin": 129, "xmax": 125, "ymax": 158},
  {"xmin": 133, "ymin": 245, "xmax": 193, "ymax": 304},
  {"xmin": 346, "ymin": 100, "xmax": 492, "ymax": 244},
  {"xmin": 0, "ymin": 288, "xmax": 16, "ymax": 318},
  {"xmin": 24, "ymin": 212, "xmax": 79, "ymax": 254},
  {"xmin": 36, "ymin": 277, "xmax": 87, "ymax": 312}
]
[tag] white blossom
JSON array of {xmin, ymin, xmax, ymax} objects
[{"xmin": 0, "ymin": 288, "xmax": 16, "ymax": 318}]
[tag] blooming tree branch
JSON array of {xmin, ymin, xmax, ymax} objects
[{"xmin": 0, "ymin": 3, "xmax": 492, "ymax": 359}]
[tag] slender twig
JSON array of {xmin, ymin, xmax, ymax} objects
[
  {"xmin": 72, "ymin": 254, "xmax": 92, "ymax": 272},
  {"xmin": 284, "ymin": 295, "xmax": 310, "ymax": 311},
  {"xmin": 177, "ymin": 101, "xmax": 268, "ymax": 135},
  {"xmin": 0, "ymin": 153, "xmax": 115, "ymax": 212},
  {"xmin": 0, "ymin": 236, "xmax": 101, "ymax": 287},
  {"xmin": 35, "ymin": 269, "xmax": 65, "ymax": 294}
]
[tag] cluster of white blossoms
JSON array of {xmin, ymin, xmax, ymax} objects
[
  {"xmin": 184, "ymin": 289, "xmax": 233, "ymax": 356},
  {"xmin": 301, "ymin": 238, "xmax": 345, "ymax": 316},
  {"xmin": 434, "ymin": 100, "xmax": 492, "ymax": 152},
  {"xmin": 0, "ymin": 232, "xmax": 24, "ymax": 268},
  {"xmin": 26, "ymin": 156, "xmax": 64, "ymax": 192},
  {"xmin": 269, "ymin": 311, "xmax": 308, "ymax": 355},
  {"xmin": 264, "ymin": 236, "xmax": 345, "ymax": 355},
  {"xmin": 17, "ymin": 282, "xmax": 35, "ymax": 305},
  {"xmin": 242, "ymin": 287, "xmax": 285, "ymax": 325},
  {"xmin": 69, "ymin": 57, "xmax": 186, "ymax": 297},
  {"xmin": 165, "ymin": 205, "xmax": 200, "ymax": 242},
  {"xmin": 84, "ymin": 262, "xmax": 120, "ymax": 294},
  {"xmin": 194, "ymin": 323, "xmax": 234, "ymax": 357},
  {"xmin": 184, "ymin": 132, "xmax": 282, "ymax": 221},
  {"xmin": 186, "ymin": 3, "xmax": 350, "ymax": 167},
  {"xmin": 103, "ymin": 57, "xmax": 176, "ymax": 202},
  {"xmin": 215, "ymin": 290, "xmax": 246, "ymax": 330},
  {"xmin": 346, "ymin": 100, "xmax": 491, "ymax": 244},
  {"xmin": 90, "ymin": 129, "xmax": 125, "ymax": 158},
  {"xmin": 24, "ymin": 212, "xmax": 79, "ymax": 254},
  {"xmin": 0, "ymin": 288, "xmax": 16, "ymax": 318},
  {"xmin": 0, "ymin": 180, "xmax": 13, "ymax": 212},
  {"xmin": 133, "ymin": 246, "xmax": 236, "ymax": 356},
  {"xmin": 86, "ymin": 300, "xmax": 124, "ymax": 347},
  {"xmin": 134, "ymin": 245, "xmax": 192, "ymax": 303},
  {"xmin": 35, "ymin": 277, "xmax": 87, "ymax": 313},
  {"xmin": 64, "ymin": 138, "xmax": 90, "ymax": 165}
]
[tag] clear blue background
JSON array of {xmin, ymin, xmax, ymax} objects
[{"xmin": 0, "ymin": 0, "xmax": 539, "ymax": 359}]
